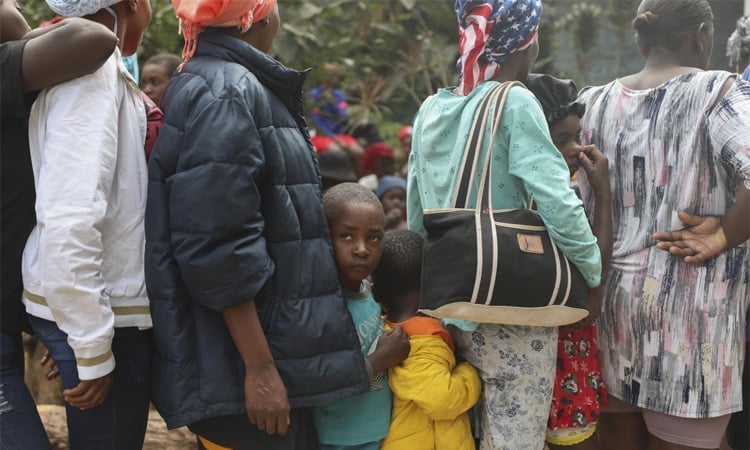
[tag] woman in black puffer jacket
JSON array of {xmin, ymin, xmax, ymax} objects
[{"xmin": 144, "ymin": 2, "xmax": 371, "ymax": 448}]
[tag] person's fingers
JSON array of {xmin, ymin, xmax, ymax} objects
[
  {"xmin": 45, "ymin": 364, "xmax": 60, "ymax": 380},
  {"xmin": 263, "ymin": 413, "xmax": 276, "ymax": 435},
  {"xmin": 40, "ymin": 350, "xmax": 51, "ymax": 366},
  {"xmin": 65, "ymin": 386, "xmax": 96, "ymax": 407},
  {"xmin": 676, "ymin": 210, "xmax": 705, "ymax": 227},
  {"xmin": 652, "ymin": 230, "xmax": 680, "ymax": 241},
  {"xmin": 578, "ymin": 153, "xmax": 594, "ymax": 172},
  {"xmin": 64, "ymin": 378, "xmax": 111, "ymax": 409},
  {"xmin": 62, "ymin": 382, "xmax": 86, "ymax": 399},
  {"xmin": 683, "ymin": 254, "xmax": 708, "ymax": 264},
  {"xmin": 580, "ymin": 145, "xmax": 596, "ymax": 159},
  {"xmin": 668, "ymin": 247, "xmax": 689, "ymax": 257}
]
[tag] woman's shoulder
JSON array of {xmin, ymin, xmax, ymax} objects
[
  {"xmin": 577, "ymin": 81, "xmax": 617, "ymax": 106},
  {"xmin": 673, "ymin": 70, "xmax": 735, "ymax": 91}
]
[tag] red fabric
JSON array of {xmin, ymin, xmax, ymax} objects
[
  {"xmin": 397, "ymin": 125, "xmax": 412, "ymax": 144},
  {"xmin": 39, "ymin": 16, "xmax": 65, "ymax": 28},
  {"xmin": 361, "ymin": 142, "xmax": 394, "ymax": 173},
  {"xmin": 173, "ymin": 0, "xmax": 277, "ymax": 62},
  {"xmin": 386, "ymin": 316, "xmax": 454, "ymax": 352},
  {"xmin": 141, "ymin": 92, "xmax": 164, "ymax": 162},
  {"xmin": 311, "ymin": 134, "xmax": 357, "ymax": 153},
  {"xmin": 548, "ymin": 324, "xmax": 608, "ymax": 430}
]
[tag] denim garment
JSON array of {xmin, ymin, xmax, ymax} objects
[
  {"xmin": 28, "ymin": 316, "xmax": 151, "ymax": 450},
  {"xmin": 0, "ymin": 332, "xmax": 51, "ymax": 450}
]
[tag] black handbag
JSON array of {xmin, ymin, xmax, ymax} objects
[{"xmin": 419, "ymin": 82, "xmax": 590, "ymax": 327}]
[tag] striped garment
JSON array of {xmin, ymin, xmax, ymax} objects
[{"xmin": 578, "ymin": 71, "xmax": 750, "ymax": 418}]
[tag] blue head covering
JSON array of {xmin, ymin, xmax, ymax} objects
[{"xmin": 376, "ymin": 176, "xmax": 406, "ymax": 199}]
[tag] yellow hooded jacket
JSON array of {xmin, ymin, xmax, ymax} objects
[{"xmin": 382, "ymin": 318, "xmax": 481, "ymax": 450}]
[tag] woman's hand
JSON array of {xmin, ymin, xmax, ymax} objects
[
  {"xmin": 652, "ymin": 211, "xmax": 727, "ymax": 264},
  {"xmin": 244, "ymin": 363, "xmax": 291, "ymax": 436}
]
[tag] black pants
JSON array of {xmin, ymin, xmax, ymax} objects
[{"xmin": 189, "ymin": 408, "xmax": 319, "ymax": 450}]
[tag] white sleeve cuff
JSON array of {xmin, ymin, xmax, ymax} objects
[{"xmin": 75, "ymin": 350, "xmax": 115, "ymax": 380}]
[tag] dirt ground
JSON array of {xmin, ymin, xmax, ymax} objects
[{"xmin": 37, "ymin": 405, "xmax": 197, "ymax": 450}]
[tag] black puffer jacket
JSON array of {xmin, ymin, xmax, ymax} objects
[{"xmin": 145, "ymin": 30, "xmax": 368, "ymax": 429}]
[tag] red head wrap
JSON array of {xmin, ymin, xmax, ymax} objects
[{"xmin": 172, "ymin": 0, "xmax": 277, "ymax": 63}]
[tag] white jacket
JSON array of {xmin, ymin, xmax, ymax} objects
[{"xmin": 23, "ymin": 49, "xmax": 151, "ymax": 380}]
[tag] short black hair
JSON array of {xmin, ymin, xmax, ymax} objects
[
  {"xmin": 322, "ymin": 182, "xmax": 384, "ymax": 225},
  {"xmin": 143, "ymin": 53, "xmax": 182, "ymax": 77},
  {"xmin": 372, "ymin": 230, "xmax": 423, "ymax": 310},
  {"xmin": 632, "ymin": 0, "xmax": 713, "ymax": 52}
]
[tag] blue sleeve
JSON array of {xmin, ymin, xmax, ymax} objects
[
  {"xmin": 505, "ymin": 88, "xmax": 602, "ymax": 287},
  {"xmin": 167, "ymin": 95, "xmax": 274, "ymax": 311},
  {"xmin": 742, "ymin": 65, "xmax": 750, "ymax": 82}
]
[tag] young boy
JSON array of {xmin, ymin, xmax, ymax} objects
[
  {"xmin": 372, "ymin": 229, "xmax": 481, "ymax": 450},
  {"xmin": 316, "ymin": 182, "xmax": 410, "ymax": 450},
  {"xmin": 525, "ymin": 73, "xmax": 613, "ymax": 450}
]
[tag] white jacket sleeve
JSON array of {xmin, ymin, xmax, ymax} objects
[{"xmin": 33, "ymin": 58, "xmax": 119, "ymax": 380}]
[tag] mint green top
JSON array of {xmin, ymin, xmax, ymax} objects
[{"xmin": 407, "ymin": 82, "xmax": 602, "ymax": 295}]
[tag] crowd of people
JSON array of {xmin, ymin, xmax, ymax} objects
[{"xmin": 0, "ymin": 0, "xmax": 748, "ymax": 449}]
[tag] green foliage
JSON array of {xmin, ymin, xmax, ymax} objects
[
  {"xmin": 274, "ymin": 0, "xmax": 457, "ymax": 127},
  {"xmin": 558, "ymin": 2, "xmax": 602, "ymax": 75},
  {"xmin": 139, "ymin": 0, "xmax": 182, "ymax": 58},
  {"xmin": 15, "ymin": 0, "xmax": 643, "ymax": 141}
]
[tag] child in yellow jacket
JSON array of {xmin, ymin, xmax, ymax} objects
[{"xmin": 372, "ymin": 230, "xmax": 481, "ymax": 450}]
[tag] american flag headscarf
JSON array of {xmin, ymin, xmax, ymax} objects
[{"xmin": 455, "ymin": 0, "xmax": 542, "ymax": 95}]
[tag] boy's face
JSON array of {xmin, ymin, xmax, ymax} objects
[
  {"xmin": 329, "ymin": 202, "xmax": 384, "ymax": 291},
  {"xmin": 140, "ymin": 63, "xmax": 171, "ymax": 107},
  {"xmin": 549, "ymin": 113, "xmax": 583, "ymax": 176}
]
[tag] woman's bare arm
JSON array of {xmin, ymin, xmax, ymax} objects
[{"xmin": 22, "ymin": 18, "xmax": 117, "ymax": 91}]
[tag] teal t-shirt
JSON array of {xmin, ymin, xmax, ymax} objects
[{"xmin": 314, "ymin": 281, "xmax": 391, "ymax": 446}]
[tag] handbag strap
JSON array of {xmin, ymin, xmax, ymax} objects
[
  {"xmin": 478, "ymin": 83, "xmax": 518, "ymax": 213},
  {"xmin": 452, "ymin": 82, "xmax": 521, "ymax": 210},
  {"xmin": 453, "ymin": 82, "xmax": 521, "ymax": 209},
  {"xmin": 453, "ymin": 85, "xmax": 500, "ymax": 207}
]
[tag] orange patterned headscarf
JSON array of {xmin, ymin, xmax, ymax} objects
[{"xmin": 172, "ymin": 0, "xmax": 277, "ymax": 63}]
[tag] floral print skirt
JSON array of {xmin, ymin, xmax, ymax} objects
[{"xmin": 453, "ymin": 324, "xmax": 557, "ymax": 450}]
